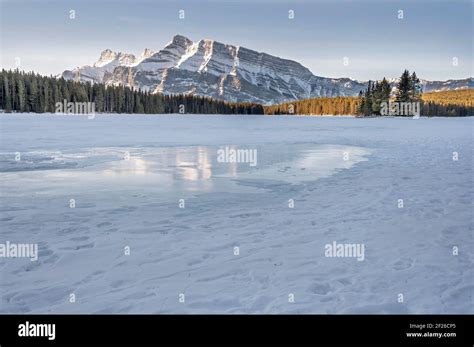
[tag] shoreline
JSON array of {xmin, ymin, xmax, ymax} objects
[{"xmin": 0, "ymin": 112, "xmax": 472, "ymax": 118}]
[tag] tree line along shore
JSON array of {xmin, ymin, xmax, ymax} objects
[
  {"xmin": 1, "ymin": 69, "xmax": 472, "ymax": 117},
  {"xmin": 264, "ymin": 89, "xmax": 472, "ymax": 117},
  {"xmin": 0, "ymin": 69, "xmax": 264, "ymax": 115},
  {"xmin": 265, "ymin": 70, "xmax": 472, "ymax": 117}
]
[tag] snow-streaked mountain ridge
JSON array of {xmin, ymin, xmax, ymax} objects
[{"xmin": 61, "ymin": 34, "xmax": 473, "ymax": 105}]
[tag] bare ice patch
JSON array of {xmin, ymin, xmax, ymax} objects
[
  {"xmin": 224, "ymin": 144, "xmax": 371, "ymax": 184},
  {"xmin": 0, "ymin": 144, "xmax": 371, "ymax": 196}
]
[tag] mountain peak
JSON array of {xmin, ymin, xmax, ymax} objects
[
  {"xmin": 61, "ymin": 36, "xmax": 471, "ymax": 104},
  {"xmin": 94, "ymin": 49, "xmax": 118, "ymax": 67},
  {"xmin": 141, "ymin": 48, "xmax": 155, "ymax": 58},
  {"xmin": 101, "ymin": 48, "xmax": 114, "ymax": 54},
  {"xmin": 171, "ymin": 34, "xmax": 192, "ymax": 45}
]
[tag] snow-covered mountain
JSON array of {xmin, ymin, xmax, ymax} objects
[
  {"xmin": 384, "ymin": 77, "xmax": 473, "ymax": 93},
  {"xmin": 421, "ymin": 78, "xmax": 473, "ymax": 92},
  {"xmin": 61, "ymin": 34, "xmax": 472, "ymax": 105},
  {"xmin": 61, "ymin": 48, "xmax": 155, "ymax": 84}
]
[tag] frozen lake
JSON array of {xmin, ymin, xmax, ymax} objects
[{"xmin": 0, "ymin": 114, "xmax": 472, "ymax": 313}]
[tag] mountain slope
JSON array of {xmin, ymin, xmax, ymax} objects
[{"xmin": 61, "ymin": 35, "xmax": 472, "ymax": 105}]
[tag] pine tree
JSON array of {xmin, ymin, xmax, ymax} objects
[
  {"xmin": 357, "ymin": 90, "xmax": 365, "ymax": 115},
  {"xmin": 362, "ymin": 81, "xmax": 373, "ymax": 115},
  {"xmin": 378, "ymin": 78, "xmax": 391, "ymax": 115},
  {"xmin": 3, "ymin": 75, "xmax": 12, "ymax": 112},
  {"xmin": 410, "ymin": 71, "xmax": 422, "ymax": 102},
  {"xmin": 395, "ymin": 69, "xmax": 412, "ymax": 102},
  {"xmin": 17, "ymin": 78, "xmax": 26, "ymax": 112}
]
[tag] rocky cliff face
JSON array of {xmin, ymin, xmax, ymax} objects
[{"xmin": 61, "ymin": 34, "xmax": 472, "ymax": 105}]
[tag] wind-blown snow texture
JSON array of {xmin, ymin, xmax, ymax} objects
[{"xmin": 0, "ymin": 115, "xmax": 472, "ymax": 313}]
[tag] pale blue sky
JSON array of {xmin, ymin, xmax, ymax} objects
[{"xmin": 1, "ymin": 0, "xmax": 472, "ymax": 80}]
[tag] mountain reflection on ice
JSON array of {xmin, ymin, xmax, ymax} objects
[{"xmin": 1, "ymin": 144, "xmax": 370, "ymax": 196}]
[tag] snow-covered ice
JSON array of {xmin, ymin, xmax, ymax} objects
[{"xmin": 0, "ymin": 114, "xmax": 472, "ymax": 313}]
